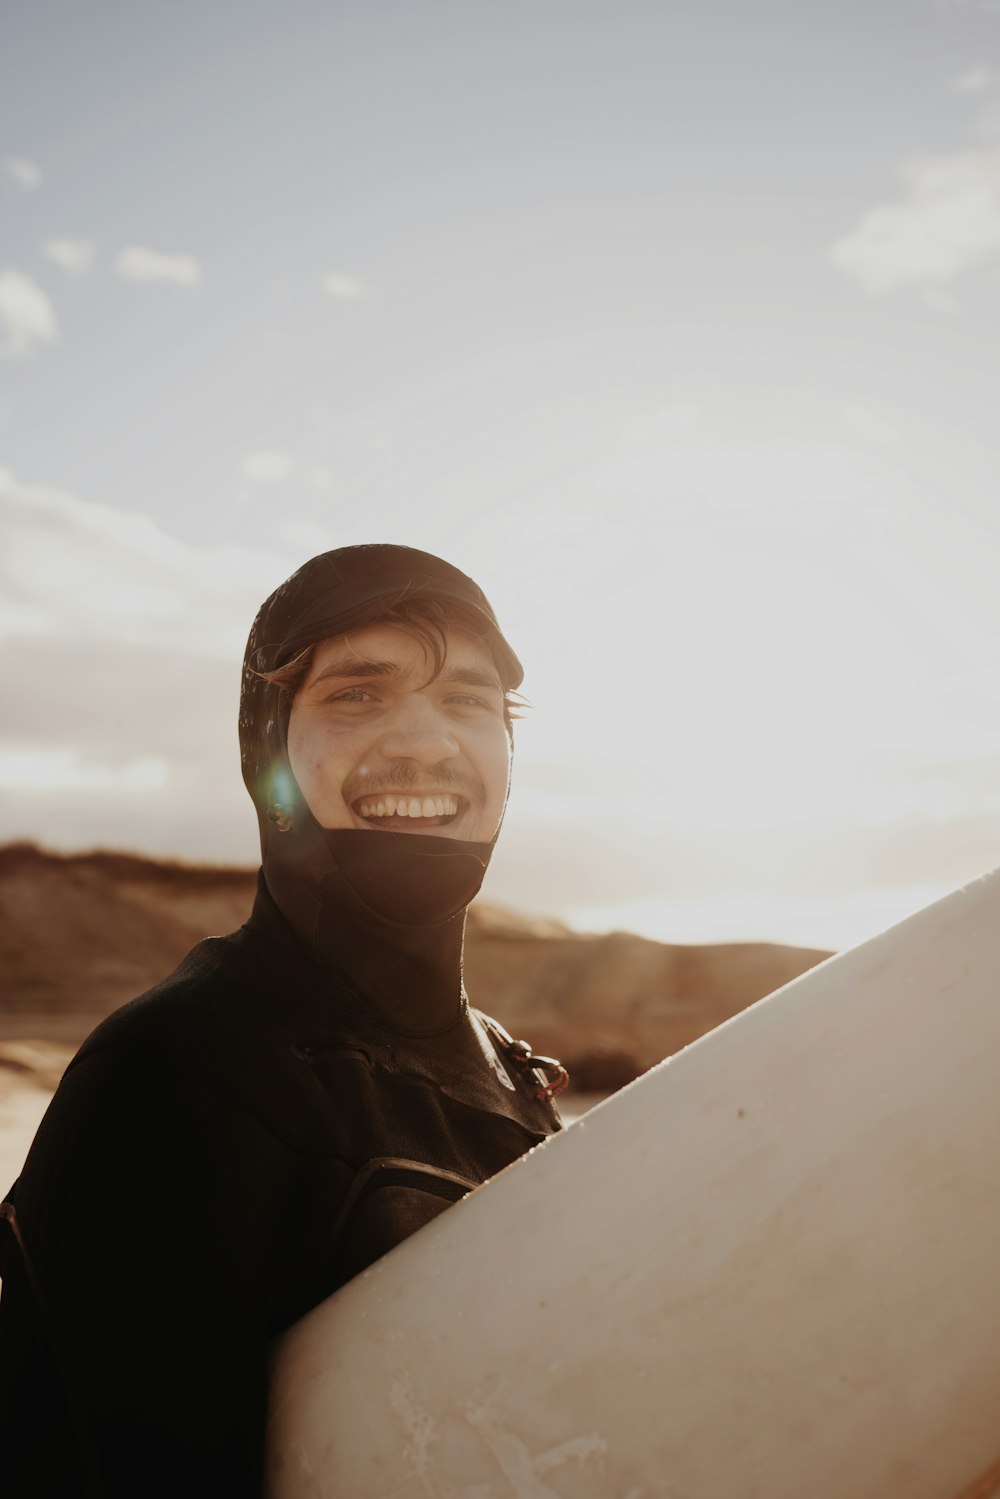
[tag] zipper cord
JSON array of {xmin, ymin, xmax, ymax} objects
[{"xmin": 482, "ymin": 1017, "xmax": 570, "ymax": 1101}]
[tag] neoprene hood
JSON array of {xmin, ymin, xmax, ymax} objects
[{"xmin": 237, "ymin": 544, "xmax": 522, "ymax": 944}]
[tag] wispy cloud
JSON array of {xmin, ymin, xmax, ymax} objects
[
  {"xmin": 43, "ymin": 239, "xmax": 96, "ymax": 277},
  {"xmin": 829, "ymin": 148, "xmax": 1000, "ymax": 293},
  {"xmin": 241, "ymin": 451, "xmax": 295, "ymax": 484},
  {"xmin": 240, "ymin": 451, "xmax": 335, "ymax": 490},
  {"xmin": 952, "ymin": 63, "xmax": 993, "ymax": 94},
  {"xmin": 0, "ymin": 271, "xmax": 58, "ymax": 356},
  {"xmin": 116, "ymin": 246, "xmax": 202, "ymax": 286},
  {"xmin": 0, "ymin": 468, "xmax": 290, "ymax": 858},
  {"xmin": 0, "ymin": 468, "xmax": 277, "ymax": 658},
  {"xmin": 321, "ymin": 272, "xmax": 369, "ymax": 301},
  {"xmin": 3, "ymin": 156, "xmax": 42, "ymax": 190},
  {"xmin": 0, "ymin": 746, "xmax": 169, "ymax": 794}
]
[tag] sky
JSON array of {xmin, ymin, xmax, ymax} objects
[{"xmin": 3, "ymin": 0, "xmax": 1000, "ymax": 951}]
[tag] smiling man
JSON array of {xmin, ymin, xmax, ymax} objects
[
  {"xmin": 285, "ymin": 620, "xmax": 512, "ymax": 842},
  {"xmin": 0, "ymin": 545, "xmax": 565, "ymax": 1498}
]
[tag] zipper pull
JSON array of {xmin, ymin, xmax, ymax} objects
[{"xmin": 504, "ymin": 1038, "xmax": 570, "ymax": 1101}]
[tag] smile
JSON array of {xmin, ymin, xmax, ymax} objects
[{"xmin": 351, "ymin": 793, "xmax": 464, "ymax": 830}]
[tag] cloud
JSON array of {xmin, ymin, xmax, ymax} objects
[
  {"xmin": 240, "ymin": 452, "xmax": 335, "ymax": 490},
  {"xmin": 116, "ymin": 246, "xmax": 202, "ymax": 286},
  {"xmin": 953, "ymin": 63, "xmax": 992, "ymax": 93},
  {"xmin": 0, "ymin": 746, "xmax": 169, "ymax": 794},
  {"xmin": 624, "ymin": 403, "xmax": 701, "ymax": 443},
  {"xmin": 829, "ymin": 149, "xmax": 1000, "ymax": 292},
  {"xmin": 0, "ymin": 271, "xmax": 58, "ymax": 356},
  {"xmin": 3, "ymin": 156, "xmax": 42, "ymax": 189},
  {"xmin": 0, "ymin": 468, "xmax": 282, "ymax": 660},
  {"xmin": 43, "ymin": 239, "xmax": 96, "ymax": 277},
  {"xmin": 321, "ymin": 272, "xmax": 369, "ymax": 301},
  {"xmin": 241, "ymin": 451, "xmax": 295, "ymax": 484},
  {"xmin": 302, "ymin": 466, "xmax": 335, "ymax": 489},
  {"xmin": 0, "ymin": 468, "xmax": 296, "ymax": 858}
]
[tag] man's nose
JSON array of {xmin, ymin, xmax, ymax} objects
[{"xmin": 375, "ymin": 694, "xmax": 461, "ymax": 762}]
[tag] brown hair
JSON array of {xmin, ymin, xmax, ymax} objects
[{"xmin": 256, "ymin": 595, "xmax": 525, "ymax": 731}]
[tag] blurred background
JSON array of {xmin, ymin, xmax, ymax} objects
[{"xmin": 3, "ymin": 0, "xmax": 1000, "ymax": 953}]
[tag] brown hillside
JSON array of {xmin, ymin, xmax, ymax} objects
[{"xmin": 0, "ymin": 843, "xmax": 831, "ymax": 1080}]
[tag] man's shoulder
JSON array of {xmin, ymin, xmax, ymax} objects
[{"xmin": 72, "ymin": 924, "xmax": 283, "ymax": 1075}]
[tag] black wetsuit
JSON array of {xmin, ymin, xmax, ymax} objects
[
  {"xmin": 0, "ymin": 878, "xmax": 560, "ymax": 1496},
  {"xmin": 0, "ymin": 543, "xmax": 564, "ymax": 1495}
]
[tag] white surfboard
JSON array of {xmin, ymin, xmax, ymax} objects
[{"xmin": 266, "ymin": 869, "xmax": 1000, "ymax": 1499}]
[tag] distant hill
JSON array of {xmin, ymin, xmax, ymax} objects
[{"xmin": 0, "ymin": 843, "xmax": 831, "ymax": 1087}]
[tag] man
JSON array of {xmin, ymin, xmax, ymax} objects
[{"xmin": 0, "ymin": 544, "xmax": 565, "ymax": 1497}]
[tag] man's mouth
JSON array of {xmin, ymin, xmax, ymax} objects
[{"xmin": 351, "ymin": 792, "xmax": 464, "ymax": 832}]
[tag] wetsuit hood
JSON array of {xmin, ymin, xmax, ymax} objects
[{"xmin": 238, "ymin": 544, "xmax": 522, "ymax": 1023}]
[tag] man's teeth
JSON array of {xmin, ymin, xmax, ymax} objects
[{"xmin": 357, "ymin": 794, "xmax": 459, "ymax": 820}]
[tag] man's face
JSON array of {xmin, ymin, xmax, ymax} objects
[{"xmin": 286, "ymin": 620, "xmax": 512, "ymax": 841}]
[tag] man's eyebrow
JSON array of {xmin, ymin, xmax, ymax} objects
[
  {"xmin": 306, "ymin": 657, "xmax": 504, "ymax": 693},
  {"xmin": 307, "ymin": 655, "xmax": 402, "ymax": 687},
  {"xmin": 440, "ymin": 665, "xmax": 504, "ymax": 693}
]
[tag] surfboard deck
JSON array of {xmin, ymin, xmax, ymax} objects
[{"xmin": 266, "ymin": 868, "xmax": 1000, "ymax": 1498}]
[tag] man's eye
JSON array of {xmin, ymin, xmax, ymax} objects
[
  {"xmin": 448, "ymin": 693, "xmax": 491, "ymax": 709},
  {"xmin": 328, "ymin": 687, "xmax": 375, "ymax": 703}
]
